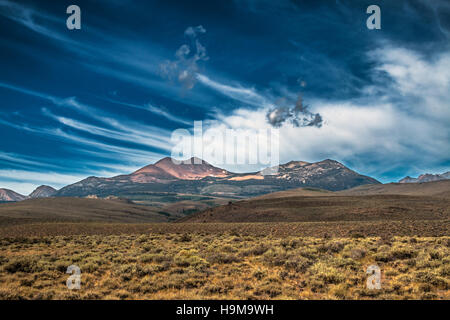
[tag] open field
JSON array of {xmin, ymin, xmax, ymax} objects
[
  {"xmin": 0, "ymin": 195, "xmax": 234, "ymax": 224},
  {"xmin": 0, "ymin": 197, "xmax": 169, "ymax": 223},
  {"xmin": 0, "ymin": 232, "xmax": 448, "ymax": 299},
  {"xmin": 0, "ymin": 220, "xmax": 448, "ymax": 238},
  {"xmin": 0, "ymin": 181, "xmax": 448, "ymax": 300},
  {"xmin": 181, "ymin": 194, "xmax": 450, "ymax": 223}
]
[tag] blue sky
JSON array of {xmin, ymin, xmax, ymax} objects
[{"xmin": 0, "ymin": 0, "xmax": 449, "ymax": 194}]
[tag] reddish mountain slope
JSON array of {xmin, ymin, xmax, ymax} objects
[
  {"xmin": 132, "ymin": 157, "xmax": 229, "ymax": 181},
  {"xmin": 0, "ymin": 188, "xmax": 27, "ymax": 202}
]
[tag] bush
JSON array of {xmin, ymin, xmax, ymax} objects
[
  {"xmin": 241, "ymin": 244, "xmax": 269, "ymax": 256},
  {"xmin": 308, "ymin": 262, "xmax": 344, "ymax": 284},
  {"xmin": 139, "ymin": 253, "xmax": 171, "ymax": 263},
  {"xmin": 284, "ymin": 256, "xmax": 311, "ymax": 273},
  {"xmin": 174, "ymin": 250, "xmax": 209, "ymax": 270},
  {"xmin": 4, "ymin": 257, "xmax": 42, "ymax": 273},
  {"xmin": 207, "ymin": 252, "xmax": 242, "ymax": 264},
  {"xmin": 177, "ymin": 234, "xmax": 192, "ymax": 242},
  {"xmin": 262, "ymin": 248, "xmax": 288, "ymax": 266}
]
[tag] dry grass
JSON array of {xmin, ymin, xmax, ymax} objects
[
  {"xmin": 0, "ymin": 220, "xmax": 447, "ymax": 238},
  {"xmin": 181, "ymin": 194, "xmax": 450, "ymax": 223},
  {"xmin": 0, "ymin": 233, "xmax": 448, "ymax": 300}
]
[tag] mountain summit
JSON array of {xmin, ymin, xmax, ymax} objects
[
  {"xmin": 0, "ymin": 188, "xmax": 27, "ymax": 202},
  {"xmin": 132, "ymin": 157, "xmax": 229, "ymax": 182},
  {"xmin": 399, "ymin": 172, "xmax": 450, "ymax": 183},
  {"xmin": 29, "ymin": 185, "xmax": 57, "ymax": 198}
]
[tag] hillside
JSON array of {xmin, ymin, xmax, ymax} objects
[
  {"xmin": 180, "ymin": 180, "xmax": 450, "ymax": 223},
  {"xmin": 0, "ymin": 197, "xmax": 171, "ymax": 224},
  {"xmin": 338, "ymin": 180, "xmax": 450, "ymax": 198},
  {"xmin": 0, "ymin": 188, "xmax": 27, "ymax": 202},
  {"xmin": 29, "ymin": 185, "xmax": 57, "ymax": 198}
]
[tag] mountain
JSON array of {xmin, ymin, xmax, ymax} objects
[
  {"xmin": 399, "ymin": 171, "xmax": 450, "ymax": 183},
  {"xmin": 0, "ymin": 188, "xmax": 28, "ymax": 202},
  {"xmin": 339, "ymin": 179, "xmax": 450, "ymax": 198},
  {"xmin": 29, "ymin": 185, "xmax": 57, "ymax": 198},
  {"xmin": 131, "ymin": 157, "xmax": 229, "ymax": 182},
  {"xmin": 265, "ymin": 159, "xmax": 379, "ymax": 190},
  {"xmin": 56, "ymin": 157, "xmax": 380, "ymax": 198}
]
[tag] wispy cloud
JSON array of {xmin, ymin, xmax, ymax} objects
[
  {"xmin": 160, "ymin": 25, "xmax": 209, "ymax": 89},
  {"xmin": 196, "ymin": 74, "xmax": 273, "ymax": 108},
  {"xmin": 0, "ymin": 169, "xmax": 87, "ymax": 194},
  {"xmin": 101, "ymin": 97, "xmax": 192, "ymax": 126},
  {"xmin": 48, "ymin": 113, "xmax": 173, "ymax": 152},
  {"xmin": 0, "ymin": 0, "xmax": 67, "ymax": 42}
]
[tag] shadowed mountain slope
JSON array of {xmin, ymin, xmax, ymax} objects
[{"xmin": 179, "ymin": 180, "xmax": 450, "ymax": 223}]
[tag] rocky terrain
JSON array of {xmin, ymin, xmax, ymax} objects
[
  {"xmin": 399, "ymin": 171, "xmax": 450, "ymax": 183},
  {"xmin": 28, "ymin": 185, "xmax": 57, "ymax": 199},
  {"xmin": 0, "ymin": 189, "xmax": 27, "ymax": 202}
]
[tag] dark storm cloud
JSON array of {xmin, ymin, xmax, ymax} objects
[
  {"xmin": 266, "ymin": 96, "xmax": 323, "ymax": 128},
  {"xmin": 159, "ymin": 25, "xmax": 209, "ymax": 89}
]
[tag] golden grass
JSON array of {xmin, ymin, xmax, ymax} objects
[{"xmin": 0, "ymin": 233, "xmax": 448, "ymax": 300}]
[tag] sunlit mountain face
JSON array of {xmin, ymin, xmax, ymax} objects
[{"xmin": 0, "ymin": 0, "xmax": 449, "ymax": 194}]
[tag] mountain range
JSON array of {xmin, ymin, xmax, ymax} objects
[
  {"xmin": 54, "ymin": 157, "xmax": 379, "ymax": 199},
  {"xmin": 0, "ymin": 185, "xmax": 57, "ymax": 202},
  {"xmin": 399, "ymin": 171, "xmax": 450, "ymax": 183},
  {"xmin": 1, "ymin": 157, "xmax": 446, "ymax": 203}
]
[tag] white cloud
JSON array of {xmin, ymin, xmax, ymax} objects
[
  {"xmin": 196, "ymin": 74, "xmax": 273, "ymax": 108},
  {"xmin": 199, "ymin": 46, "xmax": 450, "ymax": 180},
  {"xmin": 0, "ymin": 170, "xmax": 87, "ymax": 195}
]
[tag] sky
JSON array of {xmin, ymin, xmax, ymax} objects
[{"xmin": 0, "ymin": 0, "xmax": 449, "ymax": 194}]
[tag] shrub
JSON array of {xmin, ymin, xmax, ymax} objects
[
  {"xmin": 254, "ymin": 283, "xmax": 282, "ymax": 298},
  {"xmin": 241, "ymin": 244, "xmax": 268, "ymax": 256},
  {"xmin": 174, "ymin": 250, "xmax": 209, "ymax": 270},
  {"xmin": 139, "ymin": 253, "xmax": 171, "ymax": 263},
  {"xmin": 4, "ymin": 257, "xmax": 42, "ymax": 273},
  {"xmin": 252, "ymin": 269, "xmax": 267, "ymax": 280},
  {"xmin": 207, "ymin": 252, "xmax": 241, "ymax": 264},
  {"xmin": 284, "ymin": 256, "xmax": 311, "ymax": 273},
  {"xmin": 308, "ymin": 262, "xmax": 344, "ymax": 284},
  {"xmin": 262, "ymin": 248, "xmax": 288, "ymax": 266},
  {"xmin": 177, "ymin": 234, "xmax": 192, "ymax": 242}
]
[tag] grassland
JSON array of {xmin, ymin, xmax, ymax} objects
[
  {"xmin": 0, "ymin": 181, "xmax": 448, "ymax": 300},
  {"xmin": 0, "ymin": 232, "xmax": 448, "ymax": 300}
]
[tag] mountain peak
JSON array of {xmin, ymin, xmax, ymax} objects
[
  {"xmin": 155, "ymin": 156, "xmax": 206, "ymax": 165},
  {"xmin": 399, "ymin": 171, "xmax": 450, "ymax": 183},
  {"xmin": 0, "ymin": 188, "xmax": 27, "ymax": 202},
  {"xmin": 29, "ymin": 185, "xmax": 57, "ymax": 198},
  {"xmin": 154, "ymin": 156, "xmax": 228, "ymax": 179},
  {"xmin": 132, "ymin": 157, "xmax": 229, "ymax": 181}
]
